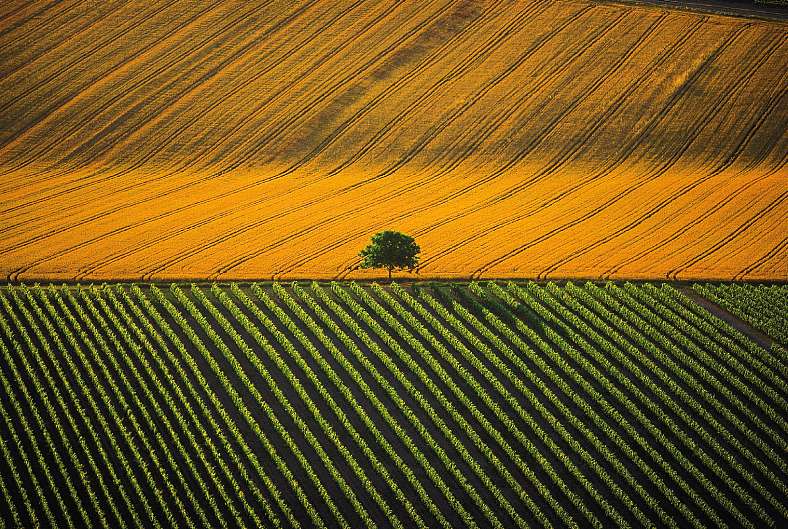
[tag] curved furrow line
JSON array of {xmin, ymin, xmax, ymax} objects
[
  {"xmin": 469, "ymin": 102, "xmax": 755, "ymax": 279},
  {"xmin": 0, "ymin": 2, "xmax": 325, "ymax": 234},
  {"xmin": 0, "ymin": 0, "xmax": 328, "ymax": 215},
  {"xmin": 5, "ymin": 0, "xmax": 416, "ymax": 225},
  {"xmin": 316, "ymin": 0, "xmax": 557, "ymax": 179},
  {"xmin": 1, "ymin": 0, "xmax": 241, "ymax": 171},
  {"xmin": 600, "ymin": 59, "xmax": 788, "ymax": 278},
  {"xmin": 0, "ymin": 0, "xmax": 208, "ymax": 162},
  {"xmin": 0, "ymin": 1, "xmax": 37, "ymax": 25},
  {"xmin": 601, "ymin": 162, "xmax": 784, "ymax": 279},
  {"xmin": 65, "ymin": 3, "xmax": 522, "ymax": 278},
  {"xmin": 274, "ymin": 0, "xmax": 543, "ymax": 182},
  {"xmin": 600, "ymin": 168, "xmax": 781, "ymax": 280},
  {"xmin": 322, "ymin": 6, "xmax": 599, "ymax": 185},
  {"xmin": 272, "ymin": 12, "xmax": 675, "ymax": 279},
  {"xmin": 330, "ymin": 3, "xmax": 613, "ymax": 185},
  {"xmin": 459, "ymin": 22, "xmax": 754, "ymax": 277},
  {"xmin": 0, "ymin": 0, "xmax": 128, "ymax": 81},
  {"xmin": 52, "ymin": 2, "xmax": 287, "ymax": 168},
  {"xmin": 539, "ymin": 165, "xmax": 786, "ymax": 283},
  {"xmin": 699, "ymin": 44, "xmax": 788, "ymax": 175},
  {"xmin": 193, "ymin": 0, "xmax": 454, "ymax": 174},
  {"xmin": 279, "ymin": 8, "xmax": 666, "ymax": 281},
  {"xmin": 437, "ymin": 8, "xmax": 652, "ymax": 176},
  {"xmin": 667, "ymin": 191, "xmax": 788, "ymax": 279},
  {"xmin": 272, "ymin": 11, "xmax": 654, "ymax": 279},
  {"xmin": 199, "ymin": 3, "xmax": 598, "ymax": 277},
  {"xmin": 0, "ymin": 155, "xmax": 115, "ymax": 196},
  {"xmin": 0, "ymin": 0, "xmax": 341, "ymax": 216},
  {"xmin": 0, "ymin": 1, "xmax": 425, "ymax": 258},
  {"xmin": 594, "ymin": 118, "xmax": 788, "ymax": 281},
  {"xmin": 737, "ymin": 236, "xmax": 788, "ymax": 280},
  {"xmin": 353, "ymin": 15, "xmax": 711, "ymax": 275},
  {"xmin": 231, "ymin": 0, "xmax": 572, "ymax": 210},
  {"xmin": 0, "ymin": 2, "xmax": 418, "ymax": 236},
  {"xmin": 0, "ymin": 0, "xmax": 80, "ymax": 40},
  {"xmin": 444, "ymin": 16, "xmax": 735, "ymax": 219},
  {"xmin": 605, "ymin": 59, "xmax": 788, "ymax": 280},
  {"xmin": 401, "ymin": 17, "xmax": 706, "ymax": 273},
  {"xmin": 6, "ymin": 10, "xmax": 268, "ymax": 197}
]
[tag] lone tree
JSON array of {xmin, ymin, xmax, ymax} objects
[{"xmin": 359, "ymin": 230, "xmax": 420, "ymax": 280}]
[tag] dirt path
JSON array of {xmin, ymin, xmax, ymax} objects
[
  {"xmin": 595, "ymin": 0, "xmax": 788, "ymax": 21},
  {"xmin": 677, "ymin": 285, "xmax": 775, "ymax": 349}
]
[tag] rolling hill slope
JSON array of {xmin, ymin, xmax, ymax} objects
[{"xmin": 0, "ymin": 0, "xmax": 786, "ymax": 281}]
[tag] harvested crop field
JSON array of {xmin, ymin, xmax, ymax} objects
[{"xmin": 1, "ymin": 0, "xmax": 786, "ymax": 281}]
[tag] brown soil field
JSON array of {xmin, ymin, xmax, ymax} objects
[{"xmin": 1, "ymin": 0, "xmax": 786, "ymax": 281}]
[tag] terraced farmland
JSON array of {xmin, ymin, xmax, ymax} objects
[
  {"xmin": 0, "ymin": 281, "xmax": 786, "ymax": 528},
  {"xmin": 1, "ymin": 0, "xmax": 786, "ymax": 281}
]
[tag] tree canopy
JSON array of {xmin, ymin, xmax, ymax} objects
[{"xmin": 359, "ymin": 231, "xmax": 420, "ymax": 279}]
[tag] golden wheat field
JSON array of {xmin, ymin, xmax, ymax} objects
[{"xmin": 0, "ymin": 0, "xmax": 786, "ymax": 281}]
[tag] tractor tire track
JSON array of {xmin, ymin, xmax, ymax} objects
[
  {"xmin": 0, "ymin": 0, "xmax": 127, "ymax": 81},
  {"xmin": 2, "ymin": 0, "xmax": 460, "ymax": 277},
  {"xmin": 149, "ymin": 4, "xmax": 601, "ymax": 278},
  {"xmin": 35, "ymin": 0, "xmax": 418, "ymax": 214},
  {"xmin": 600, "ymin": 49, "xmax": 788, "ymax": 277},
  {"xmin": 65, "ymin": 2, "xmax": 521, "ymax": 279},
  {"xmin": 458, "ymin": 23, "xmax": 752, "ymax": 277},
  {"xmin": 0, "ymin": 0, "xmax": 209, "ymax": 159},
  {"xmin": 0, "ymin": 0, "xmax": 81, "ymax": 40},
  {"xmin": 1, "ymin": 0, "xmax": 238, "ymax": 170},
  {"xmin": 737, "ymin": 236, "xmax": 788, "ymax": 280},
  {"xmin": 668, "ymin": 191, "xmax": 788, "ymax": 279},
  {"xmin": 413, "ymin": 20, "xmax": 748, "ymax": 276}
]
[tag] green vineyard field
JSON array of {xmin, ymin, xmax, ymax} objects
[
  {"xmin": 694, "ymin": 283, "xmax": 788, "ymax": 345},
  {"xmin": 0, "ymin": 281, "xmax": 785, "ymax": 528}
]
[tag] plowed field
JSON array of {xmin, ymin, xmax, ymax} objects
[{"xmin": 1, "ymin": 0, "xmax": 786, "ymax": 281}]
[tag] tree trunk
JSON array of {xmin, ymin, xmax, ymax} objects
[{"xmin": 388, "ymin": 267, "xmax": 392, "ymax": 280}]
